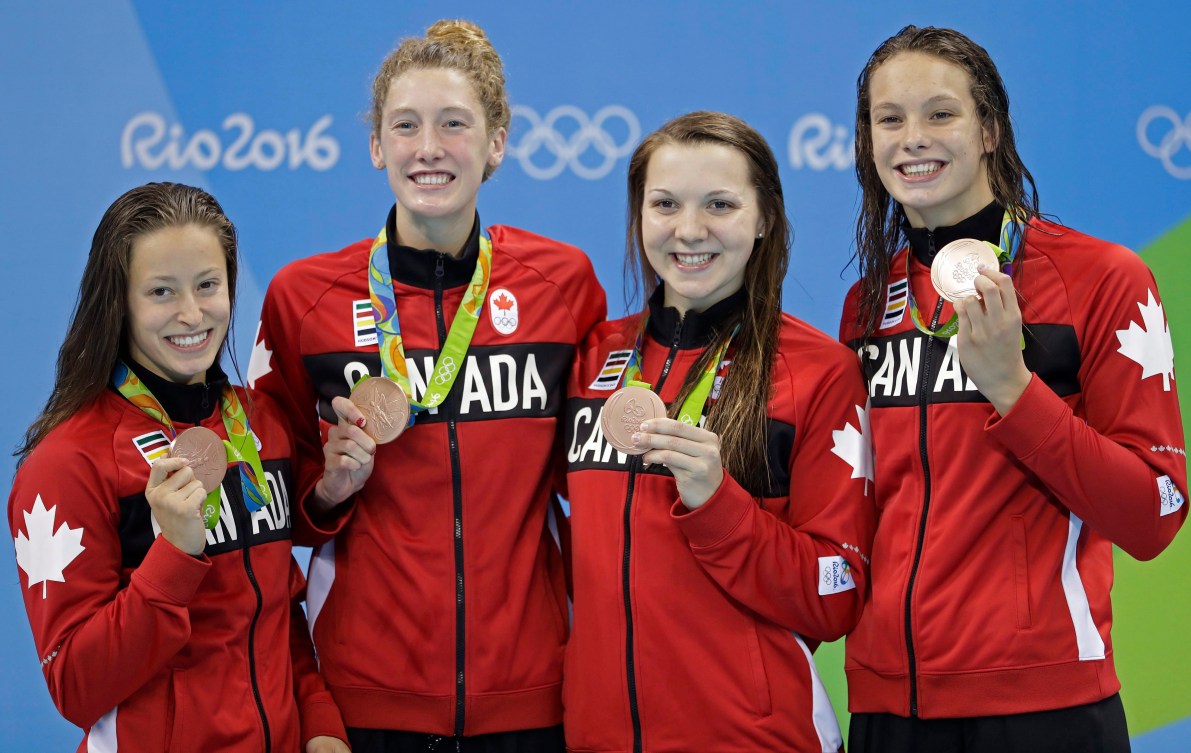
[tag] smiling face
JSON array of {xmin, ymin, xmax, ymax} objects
[
  {"xmin": 126, "ymin": 224, "xmax": 230, "ymax": 385},
  {"xmin": 868, "ymin": 51, "xmax": 997, "ymax": 229},
  {"xmin": 369, "ymin": 67, "xmax": 507, "ymax": 252},
  {"xmin": 641, "ymin": 142, "xmax": 764, "ymax": 315}
]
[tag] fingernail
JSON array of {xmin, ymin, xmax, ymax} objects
[
  {"xmin": 631, "ymin": 432, "xmax": 643, "ymax": 445},
  {"xmin": 639, "ymin": 421, "xmax": 650, "ymax": 432},
  {"xmin": 355, "ymin": 417, "xmax": 367, "ymax": 428}
]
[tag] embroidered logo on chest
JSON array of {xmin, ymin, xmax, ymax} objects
[
  {"xmin": 489, "ymin": 288, "xmax": 519, "ymax": 335},
  {"xmin": 881, "ymin": 278, "xmax": 909, "ymax": 329},
  {"xmin": 354, "ymin": 299, "xmax": 377, "ymax": 347},
  {"xmin": 132, "ymin": 430, "xmax": 172, "ymax": 466},
  {"xmin": 589, "ymin": 349, "xmax": 633, "ymax": 391}
]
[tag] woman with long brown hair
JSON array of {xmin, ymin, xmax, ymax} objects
[
  {"xmin": 840, "ymin": 25, "xmax": 1187, "ymax": 752},
  {"xmin": 9, "ymin": 182, "xmax": 348, "ymax": 752},
  {"xmin": 561, "ymin": 111, "xmax": 876, "ymax": 752}
]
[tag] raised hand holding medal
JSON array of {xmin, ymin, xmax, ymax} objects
[
  {"xmin": 112, "ymin": 363, "xmax": 273, "ymax": 531},
  {"xmin": 600, "ymin": 321, "xmax": 735, "ymax": 509}
]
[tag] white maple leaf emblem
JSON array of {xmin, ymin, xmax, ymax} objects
[
  {"xmin": 1116, "ymin": 289, "xmax": 1174, "ymax": 391},
  {"xmin": 247, "ymin": 321, "xmax": 273, "ymax": 389},
  {"xmin": 13, "ymin": 494, "xmax": 86, "ymax": 599},
  {"xmin": 831, "ymin": 402, "xmax": 874, "ymax": 494}
]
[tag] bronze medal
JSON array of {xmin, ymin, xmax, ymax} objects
[
  {"xmin": 349, "ymin": 376, "xmax": 410, "ymax": 444},
  {"xmin": 170, "ymin": 426, "xmax": 228, "ymax": 494},
  {"xmin": 600, "ymin": 385, "xmax": 667, "ymax": 455},
  {"xmin": 930, "ymin": 238, "xmax": 1000, "ymax": 303}
]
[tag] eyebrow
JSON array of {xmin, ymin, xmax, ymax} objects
[{"xmin": 143, "ymin": 267, "xmax": 222, "ymax": 283}]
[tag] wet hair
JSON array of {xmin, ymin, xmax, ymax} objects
[
  {"xmin": 18, "ymin": 182, "xmax": 238, "ymax": 461},
  {"xmin": 369, "ymin": 19, "xmax": 509, "ymax": 180},
  {"xmin": 625, "ymin": 111, "xmax": 788, "ymax": 497},
  {"xmin": 852, "ymin": 25, "xmax": 1040, "ymax": 337}
]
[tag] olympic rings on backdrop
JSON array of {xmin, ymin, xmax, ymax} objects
[
  {"xmin": 1137, "ymin": 106, "xmax": 1191, "ymax": 180},
  {"xmin": 507, "ymin": 105, "xmax": 640, "ymax": 180}
]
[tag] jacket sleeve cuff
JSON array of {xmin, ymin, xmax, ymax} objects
[
  {"xmin": 133, "ymin": 537, "xmax": 211, "ymax": 604},
  {"xmin": 986, "ymin": 373, "xmax": 1067, "ymax": 458},
  {"xmin": 298, "ymin": 492, "xmax": 358, "ymax": 541},
  {"xmin": 301, "ymin": 699, "xmax": 349, "ymax": 748},
  {"xmin": 671, "ymin": 473, "xmax": 751, "ymax": 548}
]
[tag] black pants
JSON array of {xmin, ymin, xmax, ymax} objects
[
  {"xmin": 849, "ymin": 694, "xmax": 1130, "ymax": 753},
  {"xmin": 347, "ymin": 725, "xmax": 565, "ymax": 753}
]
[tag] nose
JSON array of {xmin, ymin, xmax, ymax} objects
[
  {"xmin": 902, "ymin": 115, "xmax": 930, "ymax": 151},
  {"xmin": 176, "ymin": 293, "xmax": 203, "ymax": 328},
  {"xmin": 416, "ymin": 126, "xmax": 444, "ymax": 161},
  {"xmin": 675, "ymin": 208, "xmax": 707, "ymax": 244}
]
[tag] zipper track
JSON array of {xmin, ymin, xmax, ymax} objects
[
  {"xmin": 623, "ymin": 318, "xmax": 683, "ymax": 752},
  {"xmin": 905, "ymin": 234, "xmax": 940, "ymax": 717},
  {"xmin": 433, "ymin": 255, "xmax": 468, "ymax": 740}
]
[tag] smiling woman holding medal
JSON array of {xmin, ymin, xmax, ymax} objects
[
  {"xmin": 561, "ymin": 111, "xmax": 876, "ymax": 753},
  {"xmin": 840, "ymin": 25, "xmax": 1188, "ymax": 753},
  {"xmin": 8, "ymin": 182, "xmax": 348, "ymax": 753},
  {"xmin": 250, "ymin": 19, "xmax": 605, "ymax": 753}
]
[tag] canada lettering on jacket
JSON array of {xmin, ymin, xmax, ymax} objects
[
  {"xmin": 565, "ymin": 396, "xmax": 795, "ymax": 496},
  {"xmin": 306, "ymin": 343, "xmax": 570, "ymax": 423},
  {"xmin": 129, "ymin": 459, "xmax": 293, "ymax": 564},
  {"xmin": 852, "ymin": 325, "xmax": 1081, "ymax": 408}
]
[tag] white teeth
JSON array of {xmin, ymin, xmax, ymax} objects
[
  {"xmin": 902, "ymin": 162, "xmax": 942, "ymax": 177},
  {"xmin": 168, "ymin": 331, "xmax": 209, "ymax": 348},
  {"xmin": 414, "ymin": 174, "xmax": 450, "ymax": 185},
  {"xmin": 674, "ymin": 252, "xmax": 714, "ymax": 266}
]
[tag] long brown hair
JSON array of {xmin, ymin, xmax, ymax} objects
[
  {"xmin": 17, "ymin": 182, "xmax": 238, "ymax": 461},
  {"xmin": 370, "ymin": 19, "xmax": 509, "ymax": 180},
  {"xmin": 852, "ymin": 25, "xmax": 1040, "ymax": 337},
  {"xmin": 625, "ymin": 111, "xmax": 788, "ymax": 497}
]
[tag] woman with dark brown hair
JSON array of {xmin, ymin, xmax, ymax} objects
[
  {"xmin": 840, "ymin": 25, "xmax": 1187, "ymax": 752},
  {"xmin": 562, "ymin": 111, "xmax": 876, "ymax": 752},
  {"xmin": 9, "ymin": 182, "xmax": 348, "ymax": 752}
]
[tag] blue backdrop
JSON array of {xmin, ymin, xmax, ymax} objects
[{"xmin": 3, "ymin": 1, "xmax": 1190, "ymax": 749}]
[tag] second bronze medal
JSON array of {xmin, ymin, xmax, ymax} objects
[
  {"xmin": 350, "ymin": 376, "xmax": 411, "ymax": 444},
  {"xmin": 600, "ymin": 385, "xmax": 667, "ymax": 456}
]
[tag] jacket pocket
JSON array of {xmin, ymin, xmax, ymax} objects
[
  {"xmin": 164, "ymin": 667, "xmax": 182, "ymax": 752},
  {"xmin": 1012, "ymin": 515, "xmax": 1032, "ymax": 629},
  {"xmin": 746, "ymin": 623, "xmax": 773, "ymax": 717}
]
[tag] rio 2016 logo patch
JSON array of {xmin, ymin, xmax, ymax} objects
[{"xmin": 818, "ymin": 555, "xmax": 856, "ymax": 596}]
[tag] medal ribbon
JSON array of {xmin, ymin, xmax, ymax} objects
[
  {"xmin": 907, "ymin": 210, "xmax": 1025, "ymax": 339},
  {"xmin": 367, "ymin": 225, "xmax": 492, "ymax": 416},
  {"xmin": 113, "ymin": 362, "xmax": 273, "ymax": 529},
  {"xmin": 622, "ymin": 317, "xmax": 737, "ymax": 425}
]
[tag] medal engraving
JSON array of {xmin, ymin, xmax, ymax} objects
[
  {"xmin": 350, "ymin": 376, "xmax": 410, "ymax": 444},
  {"xmin": 170, "ymin": 426, "xmax": 227, "ymax": 494},
  {"xmin": 600, "ymin": 385, "xmax": 667, "ymax": 455},
  {"xmin": 930, "ymin": 238, "xmax": 1000, "ymax": 303}
]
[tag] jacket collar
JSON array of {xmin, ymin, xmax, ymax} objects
[
  {"xmin": 385, "ymin": 205, "xmax": 482, "ymax": 289},
  {"xmin": 122, "ymin": 359, "xmax": 227, "ymax": 425},
  {"xmin": 904, "ymin": 201, "xmax": 1002, "ymax": 266},
  {"xmin": 645, "ymin": 285, "xmax": 747, "ymax": 350}
]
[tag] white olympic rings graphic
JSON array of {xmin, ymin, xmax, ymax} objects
[
  {"xmin": 507, "ymin": 104, "xmax": 640, "ymax": 180},
  {"xmin": 492, "ymin": 315, "xmax": 517, "ymax": 328},
  {"xmin": 433, "ymin": 357, "xmax": 458, "ymax": 386},
  {"xmin": 1137, "ymin": 106, "xmax": 1191, "ymax": 180}
]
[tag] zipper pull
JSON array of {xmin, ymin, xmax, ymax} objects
[{"xmin": 435, "ymin": 254, "xmax": 445, "ymax": 279}]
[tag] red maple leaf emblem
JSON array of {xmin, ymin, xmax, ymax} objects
[{"xmin": 493, "ymin": 293, "xmax": 515, "ymax": 311}]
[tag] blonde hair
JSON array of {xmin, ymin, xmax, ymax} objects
[{"xmin": 370, "ymin": 20, "xmax": 509, "ymax": 180}]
